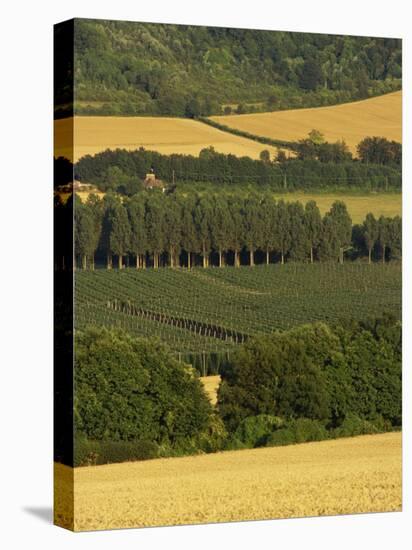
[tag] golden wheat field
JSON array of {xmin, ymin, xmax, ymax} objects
[
  {"xmin": 211, "ymin": 91, "xmax": 402, "ymax": 154},
  {"xmin": 54, "ymin": 116, "xmax": 282, "ymax": 162},
  {"xmin": 54, "ymin": 432, "xmax": 401, "ymax": 531}
]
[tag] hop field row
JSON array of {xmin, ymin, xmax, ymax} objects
[{"xmin": 75, "ymin": 262, "xmax": 401, "ymax": 357}]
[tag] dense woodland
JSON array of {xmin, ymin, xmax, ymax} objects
[
  {"xmin": 62, "ymin": 192, "xmax": 402, "ymax": 270},
  {"xmin": 75, "ymin": 314, "xmax": 401, "ymax": 465},
  {"xmin": 60, "ymin": 20, "xmax": 401, "ymax": 117}
]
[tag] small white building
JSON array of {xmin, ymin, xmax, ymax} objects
[{"xmin": 143, "ymin": 172, "xmax": 166, "ymax": 192}]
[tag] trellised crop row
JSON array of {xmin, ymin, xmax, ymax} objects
[{"xmin": 75, "ymin": 263, "xmax": 402, "ymax": 366}]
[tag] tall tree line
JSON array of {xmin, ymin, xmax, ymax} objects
[
  {"xmin": 73, "ymin": 146, "xmax": 402, "ymax": 195},
  {"xmin": 66, "ymin": 192, "xmax": 402, "ymax": 270}
]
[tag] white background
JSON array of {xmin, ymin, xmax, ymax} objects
[{"xmin": 0, "ymin": 0, "xmax": 410, "ymax": 547}]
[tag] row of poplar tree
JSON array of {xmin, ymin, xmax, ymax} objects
[{"xmin": 68, "ymin": 192, "xmax": 401, "ymax": 270}]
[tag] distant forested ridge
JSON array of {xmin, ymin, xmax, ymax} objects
[{"xmin": 58, "ymin": 19, "xmax": 402, "ymax": 117}]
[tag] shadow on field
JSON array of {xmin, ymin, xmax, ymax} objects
[{"xmin": 23, "ymin": 506, "xmax": 53, "ymax": 524}]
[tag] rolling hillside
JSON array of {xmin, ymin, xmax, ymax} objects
[
  {"xmin": 54, "ymin": 116, "xmax": 282, "ymax": 162},
  {"xmin": 58, "ymin": 20, "xmax": 401, "ymax": 118},
  {"xmin": 55, "ymin": 90, "xmax": 402, "ymax": 163},
  {"xmin": 211, "ymin": 91, "xmax": 402, "ymax": 154}
]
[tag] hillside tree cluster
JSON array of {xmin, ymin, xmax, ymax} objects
[{"xmin": 74, "ymin": 313, "xmax": 401, "ymax": 465}]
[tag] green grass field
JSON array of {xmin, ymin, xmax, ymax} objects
[{"xmin": 76, "ymin": 263, "xmax": 401, "ymax": 358}]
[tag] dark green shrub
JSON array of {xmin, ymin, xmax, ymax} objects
[
  {"xmin": 74, "ymin": 438, "xmax": 159, "ymax": 466},
  {"xmin": 289, "ymin": 418, "xmax": 329, "ymax": 443},
  {"xmin": 197, "ymin": 414, "xmax": 228, "ymax": 453},
  {"xmin": 266, "ymin": 429, "xmax": 296, "ymax": 447},
  {"xmin": 332, "ymin": 414, "xmax": 379, "ymax": 438},
  {"xmin": 157, "ymin": 437, "xmax": 207, "ymax": 458},
  {"xmin": 74, "ymin": 435, "xmax": 99, "ymax": 466},
  {"xmin": 234, "ymin": 415, "xmax": 284, "ymax": 447},
  {"xmin": 224, "ymin": 437, "xmax": 248, "ymax": 451},
  {"xmin": 266, "ymin": 418, "xmax": 329, "ymax": 447},
  {"xmin": 369, "ymin": 415, "xmax": 394, "ymax": 432},
  {"xmin": 96, "ymin": 440, "xmax": 158, "ymax": 464}
]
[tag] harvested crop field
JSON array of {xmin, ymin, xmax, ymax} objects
[
  {"xmin": 54, "ymin": 432, "xmax": 401, "ymax": 531},
  {"xmin": 200, "ymin": 375, "xmax": 221, "ymax": 405},
  {"xmin": 211, "ymin": 91, "xmax": 402, "ymax": 154},
  {"xmin": 54, "ymin": 116, "xmax": 281, "ymax": 162}
]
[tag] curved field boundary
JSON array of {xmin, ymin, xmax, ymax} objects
[
  {"xmin": 54, "ymin": 116, "xmax": 283, "ymax": 162},
  {"xmin": 197, "ymin": 116, "xmax": 298, "ymax": 152},
  {"xmin": 210, "ymin": 91, "xmax": 402, "ymax": 155}
]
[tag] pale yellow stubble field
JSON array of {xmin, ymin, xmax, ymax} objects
[
  {"xmin": 54, "ymin": 432, "xmax": 401, "ymax": 531},
  {"xmin": 211, "ymin": 91, "xmax": 402, "ymax": 154},
  {"xmin": 54, "ymin": 116, "xmax": 282, "ymax": 162},
  {"xmin": 200, "ymin": 375, "xmax": 221, "ymax": 405}
]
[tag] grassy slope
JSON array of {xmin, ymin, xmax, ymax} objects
[
  {"xmin": 211, "ymin": 91, "xmax": 402, "ymax": 154},
  {"xmin": 54, "ymin": 432, "xmax": 401, "ymax": 530}
]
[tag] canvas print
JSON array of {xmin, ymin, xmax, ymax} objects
[{"xmin": 54, "ymin": 19, "xmax": 402, "ymax": 531}]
